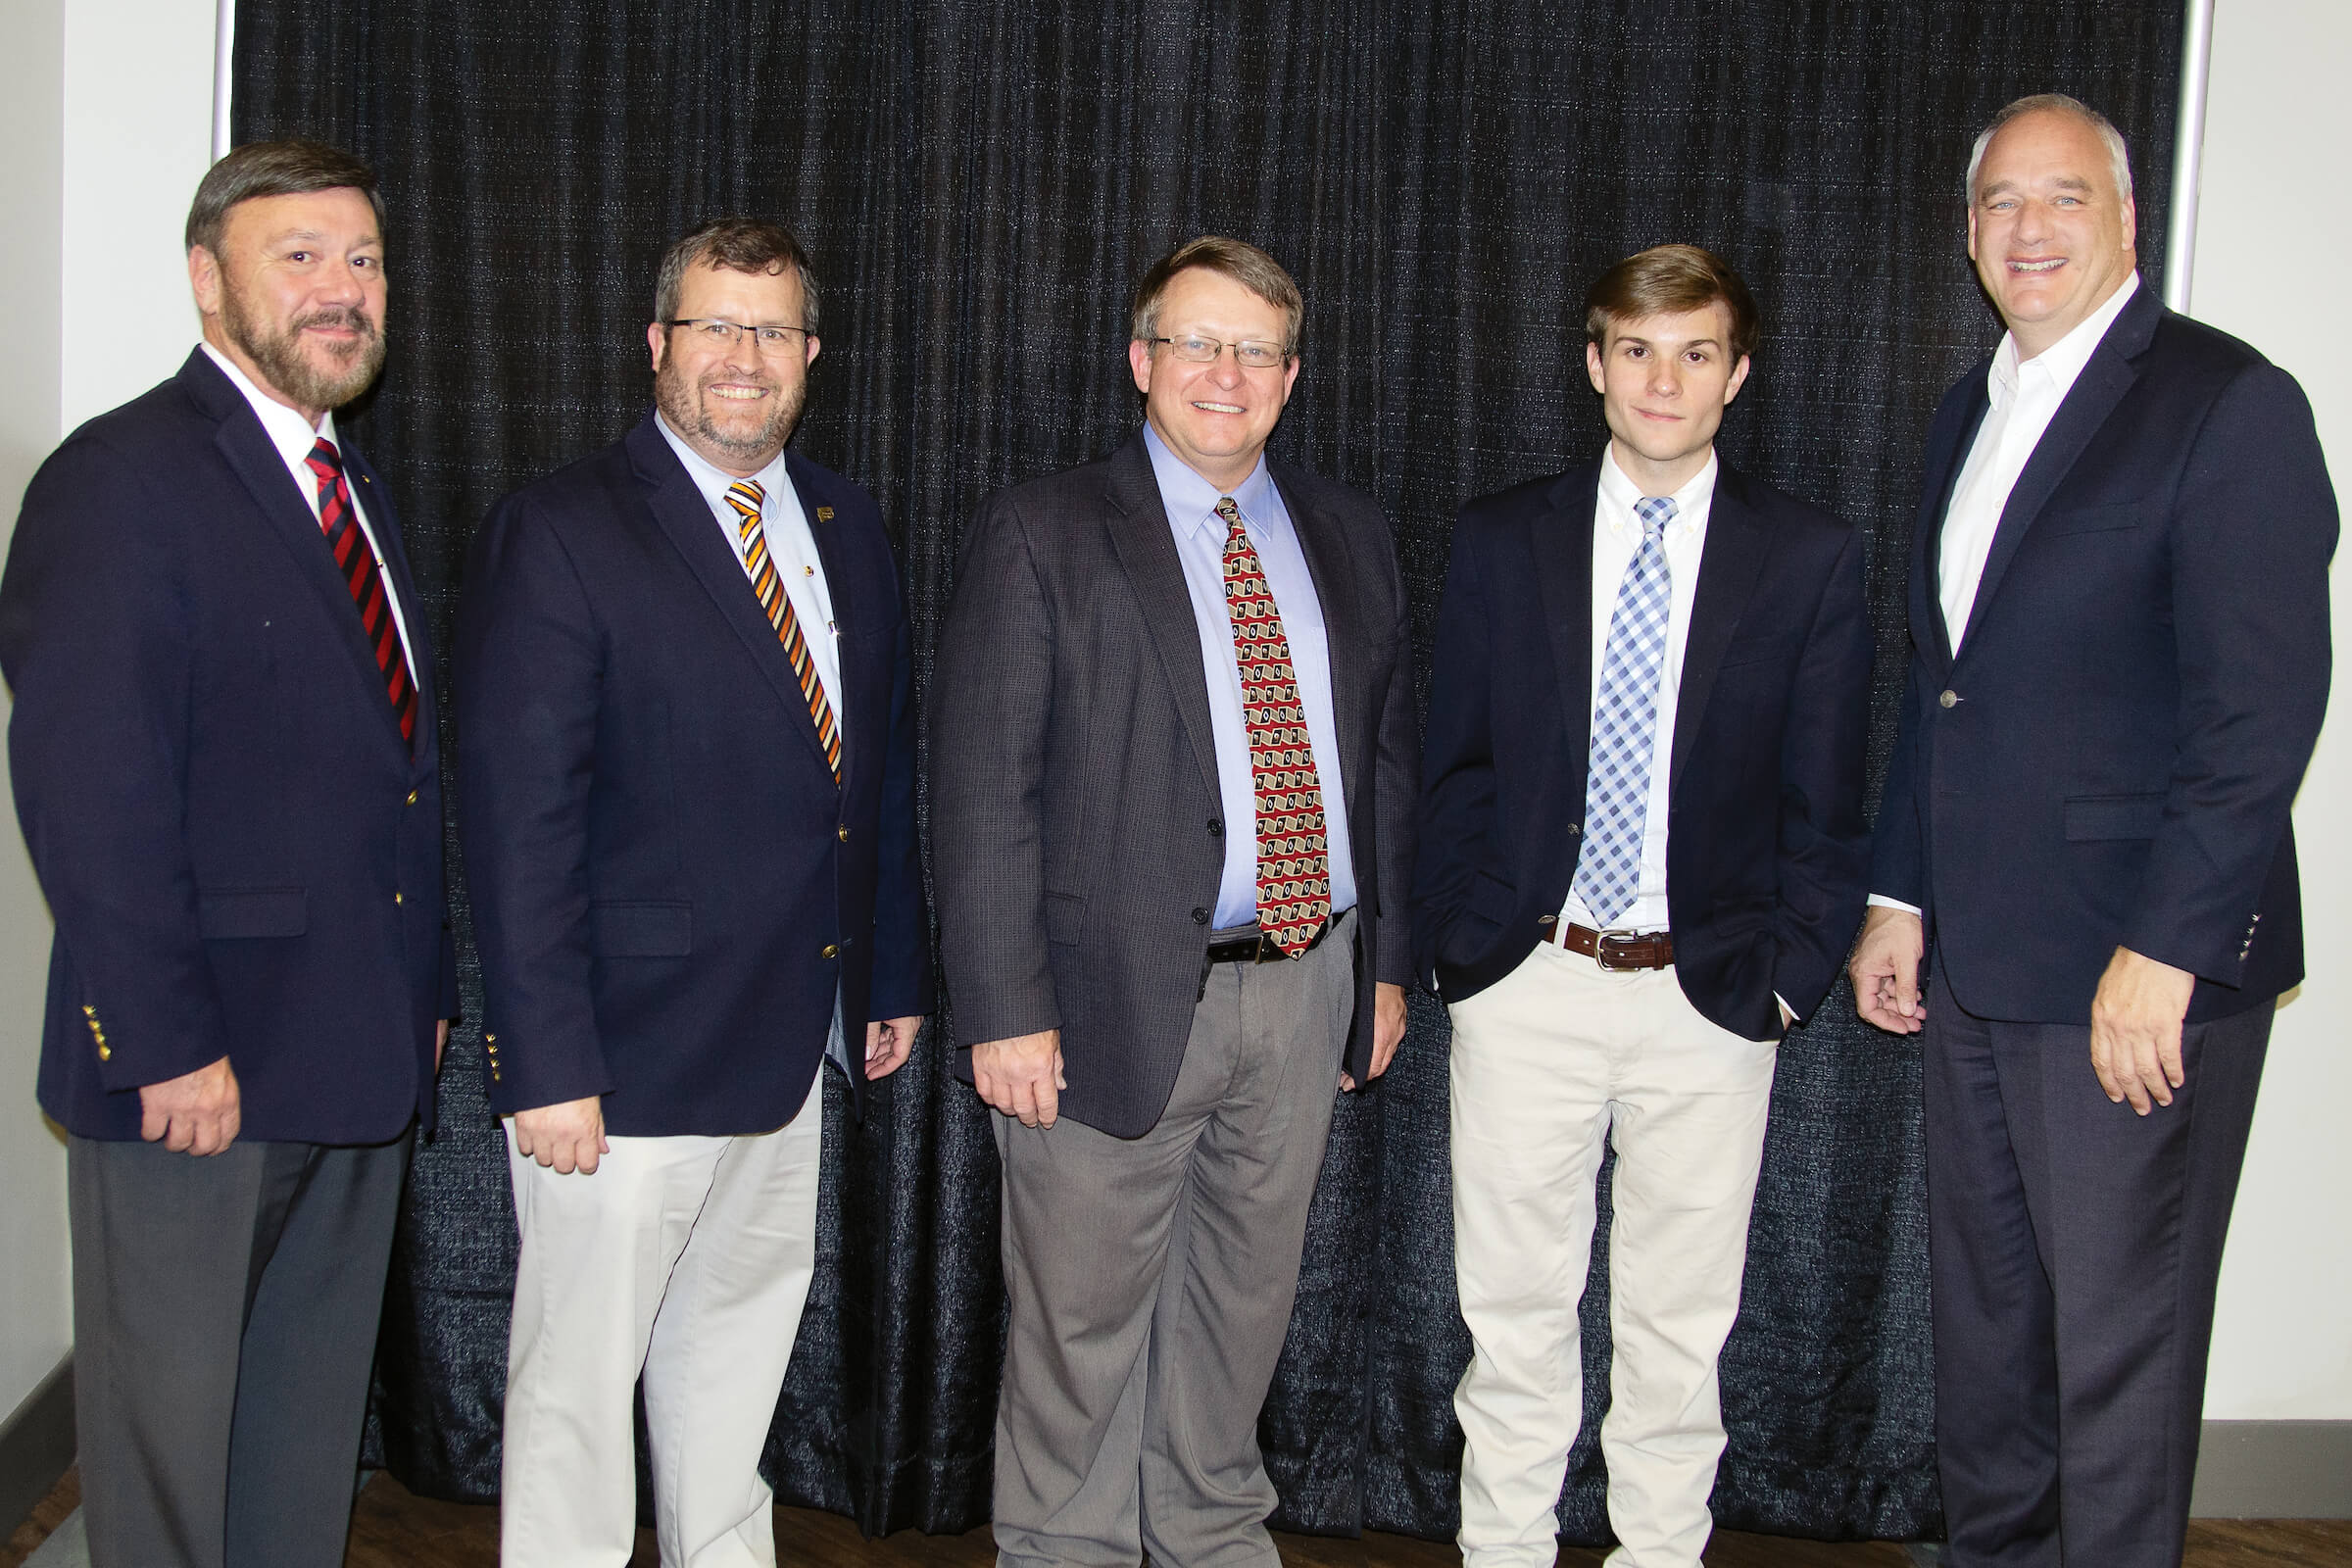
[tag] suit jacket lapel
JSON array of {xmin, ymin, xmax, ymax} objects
[
  {"xmin": 788, "ymin": 453, "xmax": 860, "ymax": 785},
  {"xmin": 1916, "ymin": 379, "xmax": 1989, "ymax": 675},
  {"xmin": 1669, "ymin": 467, "xmax": 1771, "ymax": 794},
  {"xmin": 1270, "ymin": 462, "xmax": 1367, "ymax": 819},
  {"xmin": 1532, "ymin": 465, "xmax": 1599, "ymax": 773},
  {"xmin": 628, "ymin": 418, "xmax": 834, "ymax": 777},
  {"xmin": 1102, "ymin": 438, "xmax": 1221, "ymax": 807},
  {"xmin": 186, "ymin": 353, "xmax": 415, "ymax": 753}
]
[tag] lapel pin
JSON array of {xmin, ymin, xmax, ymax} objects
[{"xmin": 815, "ymin": 506, "xmax": 834, "ymax": 522}]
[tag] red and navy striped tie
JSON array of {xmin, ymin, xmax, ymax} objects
[{"xmin": 305, "ymin": 437, "xmax": 416, "ymax": 749}]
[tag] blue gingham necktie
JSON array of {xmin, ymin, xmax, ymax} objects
[{"xmin": 1573, "ymin": 495, "xmax": 1677, "ymax": 925}]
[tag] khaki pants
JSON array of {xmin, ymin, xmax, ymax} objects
[{"xmin": 1449, "ymin": 939, "xmax": 1778, "ymax": 1568}]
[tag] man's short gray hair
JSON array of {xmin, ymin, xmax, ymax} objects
[{"xmin": 1964, "ymin": 93, "xmax": 2134, "ymax": 205}]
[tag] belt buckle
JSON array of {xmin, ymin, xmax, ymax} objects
[{"xmin": 1592, "ymin": 929, "xmax": 1644, "ymax": 973}]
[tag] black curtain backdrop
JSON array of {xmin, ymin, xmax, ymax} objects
[{"xmin": 232, "ymin": 1, "xmax": 2183, "ymax": 1546}]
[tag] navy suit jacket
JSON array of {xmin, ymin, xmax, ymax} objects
[
  {"xmin": 1, "ymin": 349, "xmax": 454, "ymax": 1144},
  {"xmin": 1413, "ymin": 458, "xmax": 1873, "ymax": 1043},
  {"xmin": 1874, "ymin": 284, "xmax": 2337, "ymax": 1024},
  {"xmin": 457, "ymin": 415, "xmax": 932, "ymax": 1138}
]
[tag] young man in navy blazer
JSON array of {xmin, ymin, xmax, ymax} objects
[
  {"xmin": 1, "ymin": 141, "xmax": 456, "ymax": 1566},
  {"xmin": 1415, "ymin": 246, "xmax": 1872, "ymax": 1567},
  {"xmin": 1850, "ymin": 96, "xmax": 2336, "ymax": 1566},
  {"xmin": 459, "ymin": 220, "xmax": 931, "ymax": 1566}
]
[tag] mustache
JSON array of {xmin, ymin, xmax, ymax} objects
[{"xmin": 290, "ymin": 306, "xmax": 379, "ymax": 340}]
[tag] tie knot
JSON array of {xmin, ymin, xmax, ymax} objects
[
  {"xmin": 726, "ymin": 479, "xmax": 765, "ymax": 528},
  {"xmin": 1634, "ymin": 495, "xmax": 1676, "ymax": 537},
  {"xmin": 305, "ymin": 436, "xmax": 343, "ymax": 482},
  {"xmin": 1214, "ymin": 495, "xmax": 1244, "ymax": 534}
]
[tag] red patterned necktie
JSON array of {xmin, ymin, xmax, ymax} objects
[
  {"xmin": 1216, "ymin": 495, "xmax": 1332, "ymax": 955},
  {"xmin": 724, "ymin": 478, "xmax": 842, "ymax": 782},
  {"xmin": 304, "ymin": 438, "xmax": 416, "ymax": 749}
]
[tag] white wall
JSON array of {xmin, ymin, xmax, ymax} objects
[
  {"xmin": 2195, "ymin": 0, "xmax": 2352, "ymax": 1422},
  {"xmin": 0, "ymin": 0, "xmax": 217, "ymax": 1427},
  {"xmin": 0, "ymin": 0, "xmax": 73, "ymax": 1434}
]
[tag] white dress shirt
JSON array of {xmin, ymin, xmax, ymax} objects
[
  {"xmin": 200, "ymin": 341, "xmax": 417, "ymax": 683},
  {"xmin": 1869, "ymin": 271, "xmax": 2140, "ymax": 916},
  {"xmin": 1560, "ymin": 447, "xmax": 1718, "ymax": 936},
  {"xmin": 654, "ymin": 416, "xmax": 844, "ymax": 746}
]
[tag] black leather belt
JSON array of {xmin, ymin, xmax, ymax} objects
[{"xmin": 1204, "ymin": 920, "xmax": 1332, "ymax": 963}]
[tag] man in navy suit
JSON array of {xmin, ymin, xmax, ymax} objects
[
  {"xmin": 1415, "ymin": 245, "xmax": 1872, "ymax": 1567},
  {"xmin": 1, "ymin": 140, "xmax": 455, "ymax": 1567},
  {"xmin": 459, "ymin": 218, "xmax": 930, "ymax": 1567},
  {"xmin": 1849, "ymin": 95, "xmax": 2336, "ymax": 1566}
]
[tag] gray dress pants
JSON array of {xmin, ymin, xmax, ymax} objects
[
  {"xmin": 992, "ymin": 913, "xmax": 1355, "ymax": 1568},
  {"xmin": 68, "ymin": 1131, "xmax": 411, "ymax": 1568}
]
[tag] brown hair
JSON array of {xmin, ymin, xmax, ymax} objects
[
  {"xmin": 654, "ymin": 218, "xmax": 820, "ymax": 332},
  {"xmin": 1584, "ymin": 244, "xmax": 1758, "ymax": 364},
  {"xmin": 1130, "ymin": 236, "xmax": 1303, "ymax": 359},
  {"xmin": 184, "ymin": 139, "xmax": 384, "ymax": 258}
]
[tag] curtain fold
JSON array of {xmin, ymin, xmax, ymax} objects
[{"xmin": 232, "ymin": 0, "xmax": 2183, "ymax": 1543}]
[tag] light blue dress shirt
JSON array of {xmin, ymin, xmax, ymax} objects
[{"xmin": 1142, "ymin": 424, "xmax": 1356, "ymax": 931}]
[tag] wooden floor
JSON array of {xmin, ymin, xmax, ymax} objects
[{"xmin": 6, "ymin": 1466, "xmax": 2349, "ymax": 1565}]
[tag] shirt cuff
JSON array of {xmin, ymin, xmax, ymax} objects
[{"xmin": 1867, "ymin": 894, "xmax": 1924, "ymax": 916}]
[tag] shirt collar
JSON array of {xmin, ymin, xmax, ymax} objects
[
  {"xmin": 654, "ymin": 412, "xmax": 792, "ymax": 514},
  {"xmin": 1988, "ymin": 270, "xmax": 2140, "ymax": 411},
  {"xmin": 200, "ymin": 340, "xmax": 340, "ymax": 468},
  {"xmin": 1597, "ymin": 443, "xmax": 1717, "ymax": 535},
  {"xmin": 1142, "ymin": 423, "xmax": 1278, "ymax": 540}
]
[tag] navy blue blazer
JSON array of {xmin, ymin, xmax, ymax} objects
[
  {"xmin": 1413, "ymin": 459, "xmax": 1873, "ymax": 1043},
  {"xmin": 457, "ymin": 415, "xmax": 932, "ymax": 1138},
  {"xmin": 1873, "ymin": 285, "xmax": 2337, "ymax": 1024},
  {"xmin": 1, "ymin": 350, "xmax": 454, "ymax": 1144}
]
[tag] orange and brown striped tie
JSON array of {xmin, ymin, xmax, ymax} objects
[
  {"xmin": 1217, "ymin": 494, "xmax": 1331, "ymax": 955},
  {"xmin": 725, "ymin": 478, "xmax": 841, "ymax": 782}
]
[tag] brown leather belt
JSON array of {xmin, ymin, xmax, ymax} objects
[{"xmin": 1544, "ymin": 919, "xmax": 1674, "ymax": 971}]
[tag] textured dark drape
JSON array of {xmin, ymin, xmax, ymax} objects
[{"xmin": 232, "ymin": 1, "xmax": 2183, "ymax": 1545}]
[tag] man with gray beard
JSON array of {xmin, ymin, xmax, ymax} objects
[
  {"xmin": 458, "ymin": 218, "xmax": 930, "ymax": 1566},
  {"xmin": 0, "ymin": 140, "xmax": 456, "ymax": 1566}
]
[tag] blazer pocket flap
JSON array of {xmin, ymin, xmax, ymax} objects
[
  {"xmin": 197, "ymin": 888, "xmax": 309, "ymax": 939},
  {"xmin": 1045, "ymin": 891, "xmax": 1086, "ymax": 946},
  {"xmin": 589, "ymin": 901, "xmax": 693, "ymax": 957},
  {"xmin": 1465, "ymin": 869, "xmax": 1517, "ymax": 924},
  {"xmin": 2044, "ymin": 502, "xmax": 2146, "ymax": 536},
  {"xmin": 2064, "ymin": 793, "xmax": 2167, "ymax": 841}
]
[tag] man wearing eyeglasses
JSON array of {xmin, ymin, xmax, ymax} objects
[
  {"xmin": 458, "ymin": 217, "xmax": 931, "ymax": 1566},
  {"xmin": 932, "ymin": 236, "xmax": 1414, "ymax": 1568}
]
